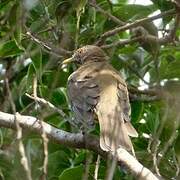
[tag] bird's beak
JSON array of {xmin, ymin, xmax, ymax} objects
[{"xmin": 61, "ymin": 57, "xmax": 74, "ymax": 65}]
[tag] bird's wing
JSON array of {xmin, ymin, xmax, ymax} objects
[
  {"xmin": 95, "ymin": 65, "xmax": 138, "ymax": 152},
  {"xmin": 67, "ymin": 73, "xmax": 100, "ymax": 129},
  {"xmin": 117, "ymin": 80, "xmax": 138, "ymax": 138}
]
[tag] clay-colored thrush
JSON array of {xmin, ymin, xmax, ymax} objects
[{"xmin": 63, "ymin": 45, "xmax": 138, "ymax": 152}]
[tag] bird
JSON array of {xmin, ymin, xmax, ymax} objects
[{"xmin": 62, "ymin": 45, "xmax": 138, "ymax": 153}]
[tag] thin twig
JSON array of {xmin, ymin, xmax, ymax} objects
[
  {"xmin": 94, "ymin": 155, "xmax": 100, "ymax": 180},
  {"xmin": 33, "ymin": 76, "xmax": 37, "ymax": 98},
  {"xmin": 15, "ymin": 113, "xmax": 32, "ymax": 180},
  {"xmin": 172, "ymin": 148, "xmax": 180, "ymax": 177},
  {"xmin": 25, "ymin": 30, "xmax": 72, "ymax": 57},
  {"xmin": 88, "ymin": 0, "xmax": 125, "ymax": 25},
  {"xmin": 41, "ymin": 121, "xmax": 49, "ymax": 179},
  {"xmin": 128, "ymin": 86, "xmax": 159, "ymax": 96},
  {"xmin": 101, "ymin": 36, "xmax": 143, "ymax": 49},
  {"xmin": 152, "ymin": 140, "xmax": 161, "ymax": 177},
  {"xmin": 4, "ymin": 78, "xmax": 16, "ymax": 113},
  {"xmin": 129, "ymin": 94, "xmax": 160, "ymax": 102},
  {"xmin": 25, "ymin": 93, "xmax": 66, "ymax": 117},
  {"xmin": 75, "ymin": 15, "xmax": 80, "ymax": 50}
]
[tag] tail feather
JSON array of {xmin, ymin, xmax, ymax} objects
[
  {"xmin": 117, "ymin": 122, "xmax": 133, "ymax": 150},
  {"xmin": 98, "ymin": 110, "xmax": 135, "ymax": 152},
  {"xmin": 125, "ymin": 121, "xmax": 138, "ymax": 137}
]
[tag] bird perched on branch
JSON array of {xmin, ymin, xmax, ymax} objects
[{"xmin": 62, "ymin": 45, "xmax": 138, "ymax": 153}]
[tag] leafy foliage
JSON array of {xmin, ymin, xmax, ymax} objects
[{"xmin": 0, "ymin": 0, "xmax": 179, "ymax": 179}]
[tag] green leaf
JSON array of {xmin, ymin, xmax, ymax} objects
[
  {"xmin": 0, "ymin": 40, "xmax": 24, "ymax": 57},
  {"xmin": 131, "ymin": 101, "xmax": 144, "ymax": 123},
  {"xmin": 59, "ymin": 164, "xmax": 122, "ymax": 180},
  {"xmin": 75, "ymin": 0, "xmax": 87, "ymax": 17},
  {"xmin": 30, "ymin": 48, "xmax": 42, "ymax": 82},
  {"xmin": 58, "ymin": 165, "xmax": 85, "ymax": 180},
  {"xmin": 0, "ymin": 0, "xmax": 12, "ymax": 11},
  {"xmin": 26, "ymin": 63, "xmax": 35, "ymax": 91},
  {"xmin": 160, "ymin": 52, "xmax": 180, "ymax": 79},
  {"xmin": 114, "ymin": 4, "xmax": 157, "ymax": 21},
  {"xmin": 48, "ymin": 150, "xmax": 70, "ymax": 178},
  {"xmin": 51, "ymin": 87, "xmax": 67, "ymax": 106},
  {"xmin": 73, "ymin": 151, "xmax": 86, "ymax": 165},
  {"xmin": 164, "ymin": 61, "xmax": 180, "ymax": 79},
  {"xmin": 145, "ymin": 105, "xmax": 160, "ymax": 134}
]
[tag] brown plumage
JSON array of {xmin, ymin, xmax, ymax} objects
[{"xmin": 63, "ymin": 45, "xmax": 138, "ymax": 152}]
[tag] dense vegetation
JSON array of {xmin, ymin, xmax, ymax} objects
[{"xmin": 0, "ymin": 0, "xmax": 179, "ymax": 179}]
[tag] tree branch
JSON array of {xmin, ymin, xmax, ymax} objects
[
  {"xmin": 101, "ymin": 31, "xmax": 179, "ymax": 49},
  {"xmin": 88, "ymin": 0, "xmax": 125, "ymax": 25},
  {"xmin": 25, "ymin": 30, "xmax": 72, "ymax": 57},
  {"xmin": 96, "ymin": 9, "xmax": 175, "ymax": 45},
  {"xmin": 0, "ymin": 111, "xmax": 159, "ymax": 180},
  {"xmin": 101, "ymin": 36, "xmax": 143, "ymax": 49}
]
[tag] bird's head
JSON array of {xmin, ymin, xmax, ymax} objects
[{"xmin": 62, "ymin": 45, "xmax": 107, "ymax": 65}]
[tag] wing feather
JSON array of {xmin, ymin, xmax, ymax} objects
[
  {"xmin": 67, "ymin": 75, "xmax": 99, "ymax": 129},
  {"xmin": 118, "ymin": 82, "xmax": 138, "ymax": 137}
]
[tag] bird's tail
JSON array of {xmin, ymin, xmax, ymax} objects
[{"xmin": 98, "ymin": 110, "xmax": 138, "ymax": 153}]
